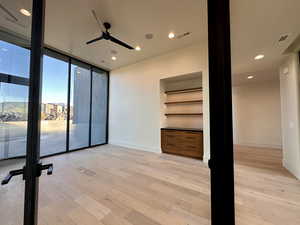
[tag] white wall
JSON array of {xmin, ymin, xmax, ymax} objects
[
  {"xmin": 279, "ymin": 53, "xmax": 300, "ymax": 179},
  {"xmin": 232, "ymin": 79, "xmax": 282, "ymax": 149},
  {"xmin": 109, "ymin": 42, "xmax": 211, "ymax": 162}
]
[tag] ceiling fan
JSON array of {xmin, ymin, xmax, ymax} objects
[{"xmin": 86, "ymin": 10, "xmax": 134, "ymax": 50}]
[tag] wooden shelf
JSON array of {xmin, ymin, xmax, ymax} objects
[
  {"xmin": 165, "ymin": 100, "xmax": 203, "ymax": 105},
  {"xmin": 161, "ymin": 127, "xmax": 203, "ymax": 132},
  {"xmin": 165, "ymin": 87, "xmax": 202, "ymax": 95},
  {"xmin": 165, "ymin": 113, "xmax": 203, "ymax": 116}
]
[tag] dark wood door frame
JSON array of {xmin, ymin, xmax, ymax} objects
[{"xmin": 207, "ymin": 0, "xmax": 236, "ymax": 224}]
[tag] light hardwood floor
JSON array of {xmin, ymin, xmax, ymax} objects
[{"xmin": 0, "ymin": 145, "xmax": 300, "ymax": 225}]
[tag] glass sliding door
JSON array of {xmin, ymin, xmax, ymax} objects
[
  {"xmin": 91, "ymin": 68, "xmax": 108, "ymax": 146},
  {"xmin": 69, "ymin": 60, "xmax": 91, "ymax": 150},
  {"xmin": 40, "ymin": 50, "xmax": 68, "ymax": 156}
]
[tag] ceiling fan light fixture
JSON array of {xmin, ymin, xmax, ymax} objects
[
  {"xmin": 112, "ymin": 56, "xmax": 117, "ymax": 61},
  {"xmin": 20, "ymin": 9, "xmax": 31, "ymax": 16},
  {"xmin": 135, "ymin": 46, "xmax": 141, "ymax": 51},
  {"xmin": 168, "ymin": 32, "xmax": 175, "ymax": 39},
  {"xmin": 247, "ymin": 75, "xmax": 254, "ymax": 79}
]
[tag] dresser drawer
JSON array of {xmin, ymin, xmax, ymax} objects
[
  {"xmin": 181, "ymin": 133, "xmax": 201, "ymax": 141},
  {"xmin": 161, "ymin": 129, "xmax": 203, "ymax": 159}
]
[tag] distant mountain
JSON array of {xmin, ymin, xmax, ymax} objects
[
  {"xmin": 0, "ymin": 102, "xmax": 28, "ymax": 121},
  {"xmin": 0, "ymin": 102, "xmax": 28, "ymax": 114}
]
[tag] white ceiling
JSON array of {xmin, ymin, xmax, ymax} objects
[
  {"xmin": 43, "ymin": 0, "xmax": 207, "ymax": 70},
  {"xmin": 230, "ymin": 0, "xmax": 300, "ymax": 85},
  {"xmin": 0, "ymin": 0, "xmax": 300, "ymax": 84}
]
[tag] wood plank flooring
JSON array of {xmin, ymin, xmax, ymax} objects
[{"xmin": 0, "ymin": 145, "xmax": 300, "ymax": 225}]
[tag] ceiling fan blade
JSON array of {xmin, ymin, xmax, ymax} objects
[
  {"xmin": 91, "ymin": 10, "xmax": 106, "ymax": 32},
  {"xmin": 86, "ymin": 35, "xmax": 104, "ymax": 45},
  {"xmin": 0, "ymin": 3, "xmax": 18, "ymax": 22},
  {"xmin": 109, "ymin": 35, "xmax": 134, "ymax": 50}
]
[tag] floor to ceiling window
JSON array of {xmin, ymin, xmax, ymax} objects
[
  {"xmin": 40, "ymin": 50, "xmax": 69, "ymax": 156},
  {"xmin": 0, "ymin": 39, "xmax": 109, "ymax": 160},
  {"xmin": 69, "ymin": 60, "xmax": 91, "ymax": 150},
  {"xmin": 91, "ymin": 68, "xmax": 108, "ymax": 145},
  {"xmin": 0, "ymin": 40, "xmax": 30, "ymax": 159}
]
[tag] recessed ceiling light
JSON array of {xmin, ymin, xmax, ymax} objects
[
  {"xmin": 135, "ymin": 46, "xmax": 141, "ymax": 51},
  {"xmin": 20, "ymin": 9, "xmax": 31, "ymax": 17},
  {"xmin": 112, "ymin": 56, "xmax": 117, "ymax": 61},
  {"xmin": 168, "ymin": 32, "xmax": 175, "ymax": 39},
  {"xmin": 247, "ymin": 75, "xmax": 254, "ymax": 79},
  {"xmin": 254, "ymin": 54, "xmax": 264, "ymax": 60}
]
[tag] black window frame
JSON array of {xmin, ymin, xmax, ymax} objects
[
  {"xmin": 44, "ymin": 48, "xmax": 110, "ymax": 156},
  {"xmin": 0, "ymin": 39, "xmax": 110, "ymax": 161}
]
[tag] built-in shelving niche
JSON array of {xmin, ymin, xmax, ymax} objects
[{"xmin": 160, "ymin": 72, "xmax": 203, "ymax": 130}]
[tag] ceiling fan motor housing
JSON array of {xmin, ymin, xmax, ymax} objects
[
  {"xmin": 104, "ymin": 22, "xmax": 111, "ymax": 30},
  {"xmin": 102, "ymin": 32, "xmax": 111, "ymax": 40}
]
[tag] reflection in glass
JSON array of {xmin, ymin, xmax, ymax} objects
[
  {"xmin": 69, "ymin": 61, "xmax": 91, "ymax": 150},
  {"xmin": 91, "ymin": 69, "xmax": 108, "ymax": 145},
  {"xmin": 40, "ymin": 53, "xmax": 68, "ymax": 156}
]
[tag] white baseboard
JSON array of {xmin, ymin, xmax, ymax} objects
[
  {"xmin": 109, "ymin": 140, "xmax": 161, "ymax": 153},
  {"xmin": 234, "ymin": 142, "xmax": 282, "ymax": 149},
  {"xmin": 283, "ymin": 159, "xmax": 300, "ymax": 180},
  {"xmin": 203, "ymin": 155, "xmax": 209, "ymax": 164},
  {"xmin": 110, "ymin": 140, "xmax": 210, "ymax": 164}
]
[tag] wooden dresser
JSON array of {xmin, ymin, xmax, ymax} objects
[{"xmin": 161, "ymin": 128, "xmax": 203, "ymax": 159}]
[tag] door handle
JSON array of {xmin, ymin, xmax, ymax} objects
[
  {"xmin": 1, "ymin": 167, "xmax": 25, "ymax": 185},
  {"xmin": 1, "ymin": 162, "xmax": 54, "ymax": 185},
  {"xmin": 38, "ymin": 163, "xmax": 53, "ymax": 176}
]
